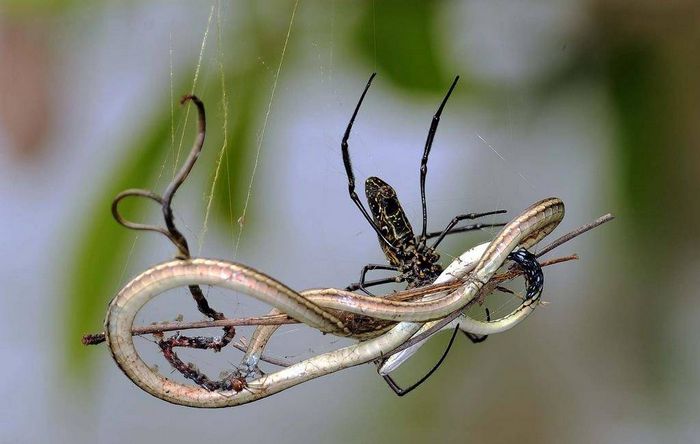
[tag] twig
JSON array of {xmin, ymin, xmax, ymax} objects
[
  {"xmin": 382, "ymin": 212, "xmax": 616, "ymax": 358},
  {"xmin": 536, "ymin": 213, "xmax": 614, "ymax": 257},
  {"xmin": 82, "ymin": 255, "xmax": 576, "ymax": 346},
  {"xmin": 383, "ymin": 254, "xmax": 579, "ymax": 358},
  {"xmin": 84, "ymin": 212, "xmax": 608, "ymax": 378},
  {"xmin": 82, "ymin": 314, "xmax": 295, "ymax": 345}
]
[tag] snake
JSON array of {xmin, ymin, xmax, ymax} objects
[{"xmin": 104, "ymin": 197, "xmax": 564, "ymax": 407}]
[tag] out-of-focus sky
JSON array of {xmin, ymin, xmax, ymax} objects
[{"xmin": 1, "ymin": 1, "xmax": 699, "ymax": 443}]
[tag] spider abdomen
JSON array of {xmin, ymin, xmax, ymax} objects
[{"xmin": 365, "ymin": 176, "xmax": 417, "ymax": 266}]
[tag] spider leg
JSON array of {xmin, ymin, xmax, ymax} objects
[
  {"xmin": 496, "ymin": 286, "xmax": 516, "ymax": 295},
  {"xmin": 383, "ymin": 305, "xmax": 492, "ymax": 396},
  {"xmin": 381, "ymin": 323, "xmax": 461, "ymax": 397},
  {"xmin": 429, "ymin": 210, "xmax": 508, "ymax": 249},
  {"xmin": 358, "ymin": 264, "xmax": 399, "ymax": 283},
  {"xmin": 425, "ymin": 221, "xmax": 506, "ymax": 240},
  {"xmin": 346, "ymin": 267, "xmax": 405, "ymax": 295},
  {"xmin": 341, "ymin": 73, "xmax": 395, "ymax": 248},
  {"xmin": 419, "ymin": 76, "xmax": 460, "ymax": 243},
  {"xmin": 463, "ymin": 307, "xmax": 491, "ymax": 343},
  {"xmin": 356, "ymin": 263, "xmax": 399, "ymax": 292}
]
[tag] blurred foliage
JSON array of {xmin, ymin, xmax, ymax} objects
[
  {"xmin": 211, "ymin": 55, "xmax": 269, "ymax": 227},
  {"xmin": 355, "ymin": 0, "xmax": 448, "ymax": 93},
  {"xmin": 64, "ymin": 1, "xmax": 312, "ymax": 377},
  {"xmin": 210, "ymin": 70, "xmax": 258, "ymax": 227},
  {"xmin": 65, "ymin": 94, "xmax": 178, "ymax": 373},
  {"xmin": 608, "ymin": 44, "xmax": 669, "ymax": 231},
  {"xmin": 1, "ymin": 0, "xmax": 69, "ymax": 16},
  {"xmin": 603, "ymin": 27, "xmax": 683, "ymax": 396}
]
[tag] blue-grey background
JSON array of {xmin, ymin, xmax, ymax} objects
[{"xmin": 1, "ymin": 1, "xmax": 698, "ymax": 443}]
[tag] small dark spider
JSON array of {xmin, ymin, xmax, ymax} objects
[{"xmin": 340, "ymin": 74, "xmax": 545, "ymax": 396}]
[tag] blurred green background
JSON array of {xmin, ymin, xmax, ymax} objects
[{"xmin": 1, "ymin": 1, "xmax": 699, "ymax": 443}]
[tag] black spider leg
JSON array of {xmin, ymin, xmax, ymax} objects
[
  {"xmin": 383, "ymin": 252, "xmax": 546, "ymax": 397},
  {"xmin": 347, "ymin": 208, "xmax": 508, "ymax": 294},
  {"xmin": 382, "ymin": 323, "xmax": 461, "ymax": 397},
  {"xmin": 341, "ymin": 73, "xmax": 397, "ymax": 249},
  {"xmin": 415, "ymin": 77, "xmax": 506, "ymax": 246},
  {"xmin": 418, "ymin": 76, "xmax": 459, "ymax": 244},
  {"xmin": 383, "ymin": 249, "xmax": 544, "ymax": 396},
  {"xmin": 463, "ymin": 307, "xmax": 491, "ymax": 343},
  {"xmin": 348, "ymin": 209, "xmax": 507, "ymax": 294},
  {"xmin": 429, "ymin": 210, "xmax": 508, "ymax": 249},
  {"xmin": 383, "ymin": 252, "xmax": 544, "ymax": 398},
  {"xmin": 346, "ymin": 271, "xmax": 407, "ymax": 294},
  {"xmin": 424, "ymin": 219, "xmax": 505, "ymax": 240},
  {"xmin": 382, "ymin": 307, "xmax": 491, "ymax": 397},
  {"xmin": 345, "ymin": 264, "xmax": 401, "ymax": 295}
]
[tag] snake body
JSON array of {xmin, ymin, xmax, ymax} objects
[
  {"xmin": 381, "ymin": 197, "xmax": 563, "ymax": 373},
  {"xmin": 105, "ymin": 197, "xmax": 564, "ymax": 407}
]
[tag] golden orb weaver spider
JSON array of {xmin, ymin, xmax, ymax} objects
[{"xmin": 340, "ymin": 74, "xmax": 545, "ymax": 395}]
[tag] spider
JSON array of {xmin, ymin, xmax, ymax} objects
[
  {"xmin": 341, "ymin": 74, "xmax": 506, "ymax": 294},
  {"xmin": 340, "ymin": 74, "xmax": 545, "ymax": 396}
]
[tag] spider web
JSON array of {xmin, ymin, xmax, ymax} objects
[
  {"xmin": 198, "ymin": 0, "xmax": 230, "ymax": 254},
  {"xmin": 120, "ymin": 0, "xmax": 542, "ymax": 393},
  {"xmin": 124, "ymin": 0, "xmax": 329, "ymax": 376},
  {"xmin": 232, "ymin": 0, "xmax": 299, "ymax": 258}
]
